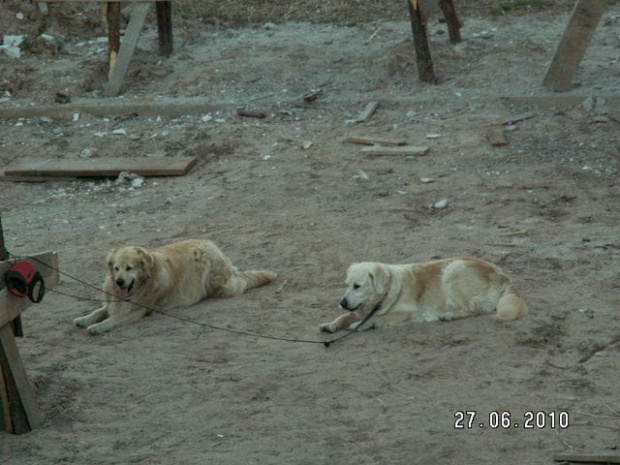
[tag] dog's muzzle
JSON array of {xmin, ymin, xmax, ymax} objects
[
  {"xmin": 340, "ymin": 298, "xmax": 361, "ymax": 312},
  {"xmin": 116, "ymin": 278, "xmax": 135, "ymax": 300}
]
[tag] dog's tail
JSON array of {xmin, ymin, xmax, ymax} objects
[
  {"xmin": 224, "ymin": 270, "xmax": 278, "ymax": 296},
  {"xmin": 495, "ymin": 284, "xmax": 529, "ymax": 321}
]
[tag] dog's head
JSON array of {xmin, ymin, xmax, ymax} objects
[
  {"xmin": 107, "ymin": 247, "xmax": 154, "ymax": 300},
  {"xmin": 339, "ymin": 262, "xmax": 390, "ymax": 313}
]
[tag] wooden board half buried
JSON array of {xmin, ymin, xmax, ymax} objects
[
  {"xmin": 3, "ymin": 157, "xmax": 197, "ymax": 179},
  {"xmin": 344, "ymin": 136, "xmax": 408, "ymax": 147},
  {"xmin": 361, "ymin": 145, "xmax": 429, "ymax": 156}
]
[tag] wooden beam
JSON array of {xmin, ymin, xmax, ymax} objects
[
  {"xmin": 156, "ymin": 1, "xmax": 173, "ymax": 57},
  {"xmin": 3, "ymin": 157, "xmax": 197, "ymax": 180},
  {"xmin": 438, "ymin": 0, "xmax": 462, "ymax": 43},
  {"xmin": 104, "ymin": 2, "xmax": 152, "ymax": 97},
  {"xmin": 407, "ymin": 0, "xmax": 437, "ymax": 84},
  {"xmin": 361, "ymin": 145, "xmax": 430, "ymax": 156},
  {"xmin": 553, "ymin": 452, "xmax": 620, "ymax": 463},
  {"xmin": 106, "ymin": 1, "xmax": 121, "ymax": 79},
  {"xmin": 542, "ymin": 0, "xmax": 607, "ymax": 91},
  {"xmin": 0, "ymin": 215, "xmax": 21, "ymax": 337}
]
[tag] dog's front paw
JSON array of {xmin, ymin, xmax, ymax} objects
[
  {"xmin": 87, "ymin": 324, "xmax": 106, "ymax": 335},
  {"xmin": 74, "ymin": 317, "xmax": 89, "ymax": 328},
  {"xmin": 319, "ymin": 322, "xmax": 337, "ymax": 333}
]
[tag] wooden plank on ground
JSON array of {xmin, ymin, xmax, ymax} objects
[
  {"xmin": 343, "ymin": 136, "xmax": 408, "ymax": 146},
  {"xmin": 361, "ymin": 145, "xmax": 429, "ymax": 156},
  {"xmin": 103, "ymin": 2, "xmax": 152, "ymax": 97},
  {"xmin": 0, "ymin": 252, "xmax": 59, "ymax": 328},
  {"xmin": 354, "ymin": 102, "xmax": 379, "ymax": 123},
  {"xmin": 542, "ymin": 0, "xmax": 607, "ymax": 92},
  {"xmin": 3, "ymin": 157, "xmax": 197, "ymax": 179},
  {"xmin": 553, "ymin": 452, "xmax": 620, "ymax": 463}
]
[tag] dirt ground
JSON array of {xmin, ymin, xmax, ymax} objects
[{"xmin": 1, "ymin": 2, "xmax": 620, "ymax": 464}]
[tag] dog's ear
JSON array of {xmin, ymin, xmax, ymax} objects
[
  {"xmin": 369, "ymin": 263, "xmax": 390, "ymax": 296},
  {"xmin": 106, "ymin": 249, "xmax": 117, "ymax": 274},
  {"xmin": 137, "ymin": 248, "xmax": 155, "ymax": 278}
]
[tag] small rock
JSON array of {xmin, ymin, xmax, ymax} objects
[
  {"xmin": 55, "ymin": 91, "xmax": 71, "ymax": 104},
  {"xmin": 581, "ymin": 96, "xmax": 595, "ymax": 112},
  {"xmin": 112, "ymin": 128, "xmax": 127, "ymax": 135},
  {"xmin": 40, "ymin": 116, "xmax": 53, "ymax": 124},
  {"xmin": 72, "ymin": 113, "xmax": 80, "ymax": 122},
  {"xmin": 80, "ymin": 147, "xmax": 95, "ymax": 159},
  {"xmin": 201, "ymin": 114, "xmax": 213, "ymax": 123},
  {"xmin": 420, "ymin": 177, "xmax": 435, "ymax": 184},
  {"xmin": 115, "ymin": 171, "xmax": 144, "ymax": 187},
  {"xmin": 129, "ymin": 134, "xmax": 142, "ymax": 141},
  {"xmin": 433, "ymin": 199, "xmax": 449, "ymax": 210},
  {"xmin": 356, "ymin": 170, "xmax": 370, "ymax": 181},
  {"xmin": 263, "ymin": 22, "xmax": 277, "ymax": 30},
  {"xmin": 15, "ymin": 12, "xmax": 24, "ymax": 20},
  {"xmin": 426, "ymin": 133, "xmax": 442, "ymax": 139}
]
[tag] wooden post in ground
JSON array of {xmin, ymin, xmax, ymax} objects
[
  {"xmin": 0, "ymin": 215, "xmax": 22, "ymax": 337},
  {"xmin": 156, "ymin": 1, "xmax": 173, "ymax": 57},
  {"xmin": 438, "ymin": 0, "xmax": 463, "ymax": 43},
  {"xmin": 542, "ymin": 0, "xmax": 607, "ymax": 91},
  {"xmin": 104, "ymin": 2, "xmax": 152, "ymax": 97},
  {"xmin": 0, "ymin": 252, "xmax": 59, "ymax": 434},
  {"xmin": 407, "ymin": 0, "xmax": 437, "ymax": 84},
  {"xmin": 106, "ymin": 1, "xmax": 122, "ymax": 78}
]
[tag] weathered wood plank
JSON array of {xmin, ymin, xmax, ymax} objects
[
  {"xmin": 343, "ymin": 136, "xmax": 408, "ymax": 146},
  {"xmin": 553, "ymin": 452, "xmax": 620, "ymax": 463},
  {"xmin": 542, "ymin": 0, "xmax": 607, "ymax": 91},
  {"xmin": 361, "ymin": 145, "xmax": 430, "ymax": 156},
  {"xmin": 3, "ymin": 157, "xmax": 196, "ymax": 179}
]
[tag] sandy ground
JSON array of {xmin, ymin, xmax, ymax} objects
[{"xmin": 1, "ymin": 3, "xmax": 620, "ymax": 464}]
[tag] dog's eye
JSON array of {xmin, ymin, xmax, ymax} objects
[
  {"xmin": 353, "ymin": 283, "xmax": 361, "ymax": 290},
  {"xmin": 114, "ymin": 266, "xmax": 119, "ymax": 272},
  {"xmin": 126, "ymin": 266, "xmax": 133, "ymax": 271}
]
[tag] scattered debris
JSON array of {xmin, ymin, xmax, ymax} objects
[
  {"xmin": 55, "ymin": 91, "xmax": 71, "ymax": 104},
  {"xmin": 302, "ymin": 88, "xmax": 323, "ymax": 102},
  {"xmin": 502, "ymin": 111, "xmax": 536, "ymax": 125},
  {"xmin": 354, "ymin": 101, "xmax": 379, "ymax": 123},
  {"xmin": 485, "ymin": 126, "xmax": 508, "ymax": 147},
  {"xmin": 361, "ymin": 145, "xmax": 430, "ymax": 156},
  {"xmin": 236, "ymin": 106, "xmax": 266, "ymax": 119},
  {"xmin": 302, "ymin": 140, "xmax": 313, "ymax": 150},
  {"xmin": 426, "ymin": 133, "xmax": 442, "ymax": 139},
  {"xmin": 80, "ymin": 148, "xmax": 96, "ymax": 159},
  {"xmin": 116, "ymin": 171, "xmax": 145, "ymax": 188},
  {"xmin": 343, "ymin": 136, "xmax": 407, "ymax": 146},
  {"xmin": 354, "ymin": 170, "xmax": 370, "ymax": 181},
  {"xmin": 112, "ymin": 128, "xmax": 127, "ymax": 135},
  {"xmin": 420, "ymin": 177, "xmax": 435, "ymax": 184},
  {"xmin": 432, "ymin": 199, "xmax": 449, "ymax": 210}
]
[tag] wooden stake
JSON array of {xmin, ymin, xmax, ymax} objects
[
  {"xmin": 106, "ymin": 1, "xmax": 121, "ymax": 79},
  {"xmin": 0, "ymin": 215, "xmax": 21, "ymax": 337},
  {"xmin": 542, "ymin": 0, "xmax": 607, "ymax": 91},
  {"xmin": 156, "ymin": 1, "xmax": 173, "ymax": 57},
  {"xmin": 407, "ymin": 0, "xmax": 437, "ymax": 84},
  {"xmin": 438, "ymin": 0, "xmax": 463, "ymax": 43}
]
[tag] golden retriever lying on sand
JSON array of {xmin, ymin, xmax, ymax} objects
[
  {"xmin": 75, "ymin": 239, "xmax": 277, "ymax": 334},
  {"xmin": 320, "ymin": 257, "xmax": 527, "ymax": 333}
]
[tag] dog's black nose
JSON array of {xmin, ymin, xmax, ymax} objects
[
  {"xmin": 340, "ymin": 298, "xmax": 348, "ymax": 310},
  {"xmin": 116, "ymin": 278, "xmax": 125, "ymax": 287}
]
